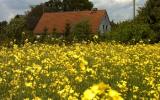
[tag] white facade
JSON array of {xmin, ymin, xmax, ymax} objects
[{"xmin": 98, "ymin": 14, "xmax": 111, "ymax": 36}]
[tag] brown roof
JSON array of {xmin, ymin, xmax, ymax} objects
[{"xmin": 34, "ymin": 10, "xmax": 108, "ymax": 34}]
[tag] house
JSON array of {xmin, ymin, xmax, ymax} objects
[{"xmin": 33, "ymin": 9, "xmax": 111, "ymax": 36}]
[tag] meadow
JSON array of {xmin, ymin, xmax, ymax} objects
[{"xmin": 0, "ymin": 42, "xmax": 160, "ymax": 100}]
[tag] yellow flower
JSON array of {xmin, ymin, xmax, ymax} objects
[
  {"xmin": 82, "ymin": 89, "xmax": 96, "ymax": 100},
  {"xmin": 24, "ymin": 98, "xmax": 30, "ymax": 100},
  {"xmin": 32, "ymin": 97, "xmax": 42, "ymax": 100},
  {"xmin": 42, "ymin": 84, "xmax": 47, "ymax": 88},
  {"xmin": 0, "ymin": 78, "xmax": 2, "ymax": 83},
  {"xmin": 79, "ymin": 57, "xmax": 88, "ymax": 70},
  {"xmin": 25, "ymin": 82, "xmax": 32, "ymax": 88},
  {"xmin": 75, "ymin": 76, "xmax": 83, "ymax": 82},
  {"xmin": 108, "ymin": 89, "xmax": 123, "ymax": 100},
  {"xmin": 158, "ymin": 84, "xmax": 160, "ymax": 91},
  {"xmin": 82, "ymin": 82, "xmax": 122, "ymax": 100},
  {"xmin": 80, "ymin": 63, "xmax": 86, "ymax": 70}
]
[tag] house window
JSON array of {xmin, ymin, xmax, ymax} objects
[
  {"xmin": 103, "ymin": 25, "xmax": 105, "ymax": 30},
  {"xmin": 106, "ymin": 25, "xmax": 108, "ymax": 30}
]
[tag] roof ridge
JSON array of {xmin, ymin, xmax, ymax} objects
[{"xmin": 44, "ymin": 9, "xmax": 106, "ymax": 14}]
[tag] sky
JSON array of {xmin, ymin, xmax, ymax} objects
[{"xmin": 0, "ymin": 0, "xmax": 146, "ymax": 22}]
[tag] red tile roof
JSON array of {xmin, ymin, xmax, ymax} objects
[{"xmin": 33, "ymin": 10, "xmax": 108, "ymax": 34}]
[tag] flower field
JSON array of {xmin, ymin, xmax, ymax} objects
[{"xmin": 0, "ymin": 42, "xmax": 160, "ymax": 100}]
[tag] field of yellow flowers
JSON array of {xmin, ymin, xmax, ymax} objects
[{"xmin": 0, "ymin": 42, "xmax": 160, "ymax": 100}]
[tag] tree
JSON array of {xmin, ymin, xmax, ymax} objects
[
  {"xmin": 26, "ymin": 5, "xmax": 44, "ymax": 31},
  {"xmin": 0, "ymin": 21, "xmax": 7, "ymax": 35},
  {"xmin": 110, "ymin": 20, "xmax": 117, "ymax": 28},
  {"xmin": 106, "ymin": 21, "xmax": 156, "ymax": 44},
  {"xmin": 137, "ymin": 0, "xmax": 160, "ymax": 33},
  {"xmin": 0, "ymin": 21, "xmax": 8, "ymax": 44},
  {"xmin": 7, "ymin": 15, "xmax": 26, "ymax": 44},
  {"xmin": 45, "ymin": 0, "xmax": 62, "ymax": 12},
  {"xmin": 62, "ymin": 0, "xmax": 93, "ymax": 11}
]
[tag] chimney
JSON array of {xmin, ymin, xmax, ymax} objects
[{"xmin": 91, "ymin": 8, "xmax": 98, "ymax": 13}]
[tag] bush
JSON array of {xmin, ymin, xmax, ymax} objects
[
  {"xmin": 72, "ymin": 20, "xmax": 92, "ymax": 41},
  {"xmin": 106, "ymin": 21, "xmax": 157, "ymax": 44}
]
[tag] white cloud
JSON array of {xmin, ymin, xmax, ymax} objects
[
  {"xmin": 90, "ymin": 0, "xmax": 145, "ymax": 22},
  {"xmin": 0, "ymin": 0, "xmax": 48, "ymax": 22}
]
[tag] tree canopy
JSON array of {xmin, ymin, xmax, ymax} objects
[
  {"xmin": 62, "ymin": 0, "xmax": 93, "ymax": 11},
  {"xmin": 137, "ymin": 0, "xmax": 160, "ymax": 33}
]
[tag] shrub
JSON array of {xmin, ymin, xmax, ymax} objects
[
  {"xmin": 72, "ymin": 20, "xmax": 92, "ymax": 41},
  {"xmin": 106, "ymin": 21, "xmax": 157, "ymax": 44}
]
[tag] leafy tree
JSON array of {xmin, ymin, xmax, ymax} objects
[
  {"xmin": 0, "ymin": 21, "xmax": 8, "ymax": 44},
  {"xmin": 106, "ymin": 21, "xmax": 156, "ymax": 44},
  {"xmin": 0, "ymin": 21, "xmax": 7, "ymax": 33},
  {"xmin": 45, "ymin": 0, "xmax": 62, "ymax": 12},
  {"xmin": 7, "ymin": 15, "xmax": 26, "ymax": 44},
  {"xmin": 0, "ymin": 21, "xmax": 7, "ymax": 36},
  {"xmin": 105, "ymin": 0, "xmax": 160, "ymax": 43},
  {"xmin": 110, "ymin": 20, "xmax": 117, "ymax": 28},
  {"xmin": 62, "ymin": 0, "xmax": 93, "ymax": 11},
  {"xmin": 26, "ymin": 5, "xmax": 44, "ymax": 31},
  {"xmin": 137, "ymin": 0, "xmax": 160, "ymax": 35}
]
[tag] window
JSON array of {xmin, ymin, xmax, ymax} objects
[{"xmin": 103, "ymin": 25, "xmax": 105, "ymax": 30}]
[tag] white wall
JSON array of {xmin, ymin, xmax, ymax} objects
[{"xmin": 99, "ymin": 15, "xmax": 111, "ymax": 36}]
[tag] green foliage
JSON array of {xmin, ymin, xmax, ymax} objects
[
  {"xmin": 7, "ymin": 15, "xmax": 26, "ymax": 44},
  {"xmin": 25, "ymin": 31, "xmax": 36, "ymax": 43},
  {"xmin": 106, "ymin": 21, "xmax": 157, "ymax": 44},
  {"xmin": 0, "ymin": 21, "xmax": 7, "ymax": 34},
  {"xmin": 45, "ymin": 0, "xmax": 62, "ymax": 12},
  {"xmin": 137, "ymin": 0, "xmax": 160, "ymax": 39},
  {"xmin": 106, "ymin": 0, "xmax": 160, "ymax": 44},
  {"xmin": 26, "ymin": 5, "xmax": 44, "ymax": 31},
  {"xmin": 0, "ymin": 21, "xmax": 8, "ymax": 44},
  {"xmin": 72, "ymin": 20, "xmax": 92, "ymax": 40},
  {"xmin": 62, "ymin": 0, "xmax": 93, "ymax": 11},
  {"xmin": 0, "ymin": 16, "xmax": 37, "ymax": 46},
  {"xmin": 110, "ymin": 20, "xmax": 117, "ymax": 28}
]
